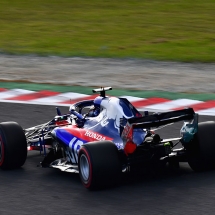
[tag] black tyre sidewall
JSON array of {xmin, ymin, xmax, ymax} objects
[
  {"xmin": 188, "ymin": 121, "xmax": 215, "ymax": 171},
  {"xmin": 78, "ymin": 147, "xmax": 93, "ymax": 189},
  {"xmin": 0, "ymin": 134, "xmax": 5, "ymax": 166},
  {"xmin": 0, "ymin": 122, "xmax": 27, "ymax": 169},
  {"xmin": 78, "ymin": 141, "xmax": 121, "ymax": 190}
]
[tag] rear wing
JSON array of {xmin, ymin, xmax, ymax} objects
[
  {"xmin": 121, "ymin": 108, "xmax": 196, "ymax": 149},
  {"xmin": 127, "ymin": 108, "xmax": 195, "ymax": 129}
]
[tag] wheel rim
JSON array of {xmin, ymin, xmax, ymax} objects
[{"xmin": 80, "ymin": 154, "xmax": 90, "ymax": 182}]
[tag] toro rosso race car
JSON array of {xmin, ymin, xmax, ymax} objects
[{"xmin": 0, "ymin": 87, "xmax": 215, "ymax": 189}]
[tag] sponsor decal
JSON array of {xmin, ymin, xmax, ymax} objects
[
  {"xmin": 100, "ymin": 116, "xmax": 109, "ymax": 127},
  {"xmin": 121, "ymin": 122, "xmax": 134, "ymax": 147},
  {"xmin": 85, "ymin": 130, "xmax": 106, "ymax": 141},
  {"xmin": 115, "ymin": 142, "xmax": 124, "ymax": 150}
]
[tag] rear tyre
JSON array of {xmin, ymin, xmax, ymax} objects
[
  {"xmin": 78, "ymin": 140, "xmax": 121, "ymax": 190},
  {"xmin": 0, "ymin": 122, "xmax": 27, "ymax": 169},
  {"xmin": 188, "ymin": 121, "xmax": 215, "ymax": 171}
]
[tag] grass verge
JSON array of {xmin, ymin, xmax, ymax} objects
[{"xmin": 0, "ymin": 0, "xmax": 215, "ymax": 62}]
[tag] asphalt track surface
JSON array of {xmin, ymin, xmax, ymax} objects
[{"xmin": 0, "ymin": 103, "xmax": 215, "ymax": 215}]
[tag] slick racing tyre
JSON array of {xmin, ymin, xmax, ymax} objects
[
  {"xmin": 0, "ymin": 122, "xmax": 27, "ymax": 169},
  {"xmin": 78, "ymin": 140, "xmax": 121, "ymax": 190},
  {"xmin": 188, "ymin": 121, "xmax": 215, "ymax": 172}
]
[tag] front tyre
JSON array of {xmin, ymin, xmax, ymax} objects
[
  {"xmin": 78, "ymin": 141, "xmax": 121, "ymax": 190},
  {"xmin": 0, "ymin": 122, "xmax": 27, "ymax": 169}
]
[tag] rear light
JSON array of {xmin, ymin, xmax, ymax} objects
[
  {"xmin": 124, "ymin": 141, "xmax": 137, "ymax": 155},
  {"xmin": 27, "ymin": 146, "xmax": 32, "ymax": 151}
]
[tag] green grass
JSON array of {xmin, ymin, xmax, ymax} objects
[{"xmin": 0, "ymin": 0, "xmax": 215, "ymax": 62}]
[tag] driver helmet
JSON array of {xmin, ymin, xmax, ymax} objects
[
  {"xmin": 88, "ymin": 96, "xmax": 103, "ymax": 117},
  {"xmin": 88, "ymin": 106, "xmax": 100, "ymax": 117}
]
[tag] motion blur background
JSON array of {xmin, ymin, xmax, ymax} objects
[
  {"xmin": 1, "ymin": 0, "xmax": 215, "ymax": 95},
  {"xmin": 0, "ymin": 0, "xmax": 215, "ymax": 62}
]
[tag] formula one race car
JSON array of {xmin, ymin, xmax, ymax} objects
[{"xmin": 0, "ymin": 87, "xmax": 215, "ymax": 189}]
